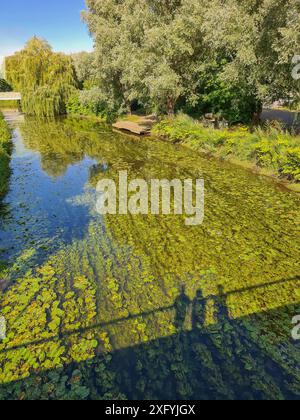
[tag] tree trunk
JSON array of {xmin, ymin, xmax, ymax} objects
[
  {"xmin": 167, "ymin": 96, "xmax": 176, "ymax": 118},
  {"xmin": 124, "ymin": 98, "xmax": 132, "ymax": 115},
  {"xmin": 252, "ymin": 102, "xmax": 263, "ymax": 125}
]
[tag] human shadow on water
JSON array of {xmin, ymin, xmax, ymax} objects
[
  {"xmin": 192, "ymin": 289, "xmax": 206, "ymax": 330},
  {"xmin": 0, "ymin": 288, "xmax": 299, "ymax": 400},
  {"xmin": 215, "ymin": 285, "xmax": 230, "ymax": 321},
  {"xmin": 174, "ymin": 286, "xmax": 191, "ymax": 331}
]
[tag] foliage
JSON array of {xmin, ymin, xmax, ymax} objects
[
  {"xmin": 66, "ymin": 88, "xmax": 119, "ymax": 122},
  {"xmin": 280, "ymin": 147, "xmax": 300, "ymax": 181},
  {"xmin": 21, "ymin": 87, "xmax": 65, "ymax": 118},
  {"xmin": 83, "ymin": 0, "xmax": 300, "ymax": 120},
  {"xmin": 66, "ymin": 91, "xmax": 95, "ymax": 117},
  {"xmin": 0, "ymin": 79, "xmax": 12, "ymax": 92},
  {"xmin": 153, "ymin": 113, "xmax": 300, "ymax": 182},
  {"xmin": 71, "ymin": 52, "xmax": 96, "ymax": 88},
  {"xmin": 0, "ymin": 111, "xmax": 12, "ymax": 197},
  {"xmin": 202, "ymin": 0, "xmax": 300, "ymax": 104},
  {"xmin": 83, "ymin": 0, "xmax": 208, "ymax": 116},
  {"xmin": 5, "ymin": 37, "xmax": 77, "ymax": 116},
  {"xmin": 181, "ymin": 61, "xmax": 260, "ymax": 124}
]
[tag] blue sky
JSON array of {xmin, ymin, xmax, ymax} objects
[{"xmin": 0, "ymin": 0, "xmax": 93, "ymax": 65}]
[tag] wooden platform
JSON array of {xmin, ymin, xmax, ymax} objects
[
  {"xmin": 112, "ymin": 115, "xmax": 157, "ymax": 135},
  {"xmin": 112, "ymin": 121, "xmax": 151, "ymax": 135}
]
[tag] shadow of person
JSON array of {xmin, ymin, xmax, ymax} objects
[
  {"xmin": 174, "ymin": 286, "xmax": 191, "ymax": 331},
  {"xmin": 215, "ymin": 285, "xmax": 230, "ymax": 323},
  {"xmin": 192, "ymin": 289, "xmax": 206, "ymax": 330}
]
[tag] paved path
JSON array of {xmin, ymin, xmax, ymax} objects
[{"xmin": 262, "ymin": 108, "xmax": 300, "ymax": 129}]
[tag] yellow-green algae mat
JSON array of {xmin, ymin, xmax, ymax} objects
[{"xmin": 0, "ymin": 117, "xmax": 299, "ymax": 399}]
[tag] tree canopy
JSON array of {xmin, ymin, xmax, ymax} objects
[
  {"xmin": 5, "ymin": 37, "xmax": 77, "ymax": 116},
  {"xmin": 83, "ymin": 0, "xmax": 300, "ymax": 121},
  {"xmin": 3, "ymin": 1, "xmax": 300, "ymax": 121}
]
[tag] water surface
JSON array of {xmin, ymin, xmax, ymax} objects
[{"xmin": 0, "ymin": 116, "xmax": 299, "ymax": 400}]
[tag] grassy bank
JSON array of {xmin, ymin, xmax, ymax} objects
[
  {"xmin": 153, "ymin": 114, "xmax": 300, "ymax": 188},
  {"xmin": 0, "ymin": 112, "xmax": 12, "ymax": 198}
]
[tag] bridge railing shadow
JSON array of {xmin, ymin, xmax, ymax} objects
[
  {"xmin": 0, "ymin": 291, "xmax": 299, "ymax": 400},
  {"xmin": 2, "ymin": 275, "xmax": 300, "ymax": 354}
]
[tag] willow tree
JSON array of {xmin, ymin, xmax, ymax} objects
[
  {"xmin": 71, "ymin": 52, "xmax": 96, "ymax": 88},
  {"xmin": 5, "ymin": 37, "xmax": 77, "ymax": 116},
  {"xmin": 83, "ymin": 0, "xmax": 300, "ymax": 119},
  {"xmin": 202, "ymin": 0, "xmax": 300, "ymax": 114},
  {"xmin": 83, "ymin": 0, "xmax": 207, "ymax": 115}
]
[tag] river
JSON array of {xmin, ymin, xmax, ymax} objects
[{"xmin": 0, "ymin": 114, "xmax": 299, "ymax": 399}]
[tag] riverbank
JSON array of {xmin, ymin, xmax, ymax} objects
[
  {"xmin": 0, "ymin": 112, "xmax": 12, "ymax": 198},
  {"xmin": 153, "ymin": 114, "xmax": 300, "ymax": 192}
]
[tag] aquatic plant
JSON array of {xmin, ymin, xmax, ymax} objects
[{"xmin": 0, "ymin": 116, "xmax": 299, "ymax": 399}]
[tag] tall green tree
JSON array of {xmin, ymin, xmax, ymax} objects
[
  {"xmin": 83, "ymin": 0, "xmax": 208, "ymax": 115},
  {"xmin": 84, "ymin": 0, "xmax": 300, "ymax": 120},
  {"xmin": 71, "ymin": 51, "xmax": 96, "ymax": 88},
  {"xmin": 202, "ymin": 0, "xmax": 300, "ymax": 110},
  {"xmin": 5, "ymin": 37, "xmax": 77, "ymax": 116}
]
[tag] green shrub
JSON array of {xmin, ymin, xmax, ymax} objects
[
  {"xmin": 281, "ymin": 148, "xmax": 300, "ymax": 181},
  {"xmin": 66, "ymin": 92, "xmax": 94, "ymax": 117},
  {"xmin": 153, "ymin": 114, "xmax": 300, "ymax": 182},
  {"xmin": 254, "ymin": 139, "xmax": 284, "ymax": 169},
  {"xmin": 180, "ymin": 62, "xmax": 260, "ymax": 124},
  {"xmin": 66, "ymin": 88, "xmax": 118, "ymax": 122}
]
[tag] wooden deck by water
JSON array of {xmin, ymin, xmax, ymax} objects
[{"xmin": 112, "ymin": 115, "xmax": 157, "ymax": 135}]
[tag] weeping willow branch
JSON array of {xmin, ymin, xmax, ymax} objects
[{"xmin": 5, "ymin": 37, "xmax": 78, "ymax": 117}]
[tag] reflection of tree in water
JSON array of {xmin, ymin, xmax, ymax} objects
[
  {"xmin": 40, "ymin": 153, "xmax": 83, "ymax": 178},
  {"xmin": 19, "ymin": 118, "xmax": 132, "ymax": 179},
  {"xmin": 89, "ymin": 162, "xmax": 110, "ymax": 181},
  {"xmin": 20, "ymin": 119, "xmax": 93, "ymax": 178}
]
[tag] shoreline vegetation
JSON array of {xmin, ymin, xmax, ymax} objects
[
  {"xmin": 152, "ymin": 114, "xmax": 300, "ymax": 192},
  {"xmin": 0, "ymin": 111, "xmax": 12, "ymax": 198},
  {"xmin": 2, "ymin": 107, "xmax": 300, "ymax": 194}
]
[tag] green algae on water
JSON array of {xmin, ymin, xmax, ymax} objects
[{"xmin": 0, "ymin": 116, "xmax": 299, "ymax": 399}]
